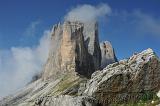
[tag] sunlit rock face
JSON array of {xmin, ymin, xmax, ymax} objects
[
  {"xmin": 42, "ymin": 21, "xmax": 101, "ymax": 80},
  {"xmin": 84, "ymin": 48, "xmax": 160, "ymax": 105},
  {"xmin": 100, "ymin": 41, "xmax": 117, "ymax": 69}
]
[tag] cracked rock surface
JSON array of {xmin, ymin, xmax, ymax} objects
[{"xmin": 84, "ymin": 48, "xmax": 160, "ymax": 105}]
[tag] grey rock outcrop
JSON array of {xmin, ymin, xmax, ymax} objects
[
  {"xmin": 100, "ymin": 41, "xmax": 117, "ymax": 68},
  {"xmin": 0, "ymin": 78, "xmax": 96, "ymax": 106},
  {"xmin": 84, "ymin": 48, "xmax": 160, "ymax": 105},
  {"xmin": 34, "ymin": 95, "xmax": 97, "ymax": 106},
  {"xmin": 42, "ymin": 21, "xmax": 101, "ymax": 80}
]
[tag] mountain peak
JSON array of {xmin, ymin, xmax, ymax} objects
[{"xmin": 42, "ymin": 21, "xmax": 101, "ymax": 80}]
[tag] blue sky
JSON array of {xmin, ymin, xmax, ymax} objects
[
  {"xmin": 0, "ymin": 0, "xmax": 160, "ymax": 97},
  {"xmin": 0, "ymin": 0, "xmax": 160, "ymax": 59}
]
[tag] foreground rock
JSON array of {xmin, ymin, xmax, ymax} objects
[
  {"xmin": 34, "ymin": 95, "xmax": 97, "ymax": 106},
  {"xmin": 84, "ymin": 48, "xmax": 160, "ymax": 105},
  {"xmin": 0, "ymin": 74, "xmax": 88, "ymax": 106}
]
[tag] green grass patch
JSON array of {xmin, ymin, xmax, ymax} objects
[{"xmin": 49, "ymin": 73, "xmax": 86, "ymax": 96}]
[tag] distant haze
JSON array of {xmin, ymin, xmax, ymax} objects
[{"xmin": 0, "ymin": 31, "xmax": 51, "ymax": 97}]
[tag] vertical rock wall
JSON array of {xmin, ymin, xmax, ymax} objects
[
  {"xmin": 100, "ymin": 41, "xmax": 117, "ymax": 69},
  {"xmin": 42, "ymin": 21, "xmax": 102, "ymax": 80}
]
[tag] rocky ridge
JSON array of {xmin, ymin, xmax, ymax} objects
[
  {"xmin": 0, "ymin": 21, "xmax": 160, "ymax": 106},
  {"xmin": 83, "ymin": 48, "xmax": 160, "ymax": 105}
]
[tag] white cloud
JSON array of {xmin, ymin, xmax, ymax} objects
[
  {"xmin": 112, "ymin": 10, "xmax": 160, "ymax": 36},
  {"xmin": 64, "ymin": 3, "xmax": 111, "ymax": 23},
  {"xmin": 0, "ymin": 30, "xmax": 51, "ymax": 97},
  {"xmin": 23, "ymin": 20, "xmax": 41, "ymax": 37},
  {"xmin": 133, "ymin": 10, "xmax": 160, "ymax": 36}
]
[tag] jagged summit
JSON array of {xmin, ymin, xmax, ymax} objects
[
  {"xmin": 100, "ymin": 41, "xmax": 118, "ymax": 68},
  {"xmin": 42, "ymin": 21, "xmax": 117, "ymax": 80},
  {"xmin": 42, "ymin": 21, "xmax": 102, "ymax": 80}
]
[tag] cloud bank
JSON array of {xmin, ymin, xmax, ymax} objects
[
  {"xmin": 64, "ymin": 3, "xmax": 111, "ymax": 22},
  {"xmin": 133, "ymin": 10, "xmax": 160, "ymax": 36},
  {"xmin": 112, "ymin": 10, "xmax": 160, "ymax": 36},
  {"xmin": 23, "ymin": 20, "xmax": 41, "ymax": 37},
  {"xmin": 0, "ymin": 30, "xmax": 51, "ymax": 98}
]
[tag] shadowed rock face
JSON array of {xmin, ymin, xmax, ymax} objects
[
  {"xmin": 42, "ymin": 21, "xmax": 101, "ymax": 80},
  {"xmin": 84, "ymin": 48, "xmax": 160, "ymax": 105},
  {"xmin": 100, "ymin": 41, "xmax": 117, "ymax": 69},
  {"xmin": 83, "ymin": 22, "xmax": 101, "ymax": 71}
]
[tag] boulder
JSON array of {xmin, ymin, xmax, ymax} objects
[
  {"xmin": 84, "ymin": 48, "xmax": 160, "ymax": 105},
  {"xmin": 34, "ymin": 95, "xmax": 97, "ymax": 106}
]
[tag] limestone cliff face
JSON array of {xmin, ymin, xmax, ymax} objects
[
  {"xmin": 83, "ymin": 22, "xmax": 101, "ymax": 71},
  {"xmin": 42, "ymin": 21, "xmax": 101, "ymax": 80},
  {"xmin": 100, "ymin": 41, "xmax": 117, "ymax": 68},
  {"xmin": 42, "ymin": 22, "xmax": 63, "ymax": 80}
]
